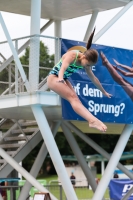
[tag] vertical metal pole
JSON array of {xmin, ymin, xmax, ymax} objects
[
  {"xmin": 64, "ymin": 121, "xmax": 133, "ymax": 179},
  {"xmin": 21, "ymin": 79, "xmax": 24, "ymax": 92},
  {"xmin": 19, "ymin": 78, "xmax": 22, "ymax": 93},
  {"xmin": 9, "ymin": 64, "xmax": 11, "ymax": 94},
  {"xmin": 93, "ymin": 1, "xmax": 133, "ymax": 43},
  {"xmin": 92, "ymin": 125, "xmax": 133, "ymax": 200},
  {"xmin": 101, "ymin": 160, "xmax": 105, "ymax": 175},
  {"xmin": 29, "ymin": 0, "xmax": 41, "ymax": 91},
  {"xmin": 18, "ymin": 121, "xmax": 61, "ymax": 200},
  {"xmin": 54, "ymin": 20, "xmax": 62, "ymax": 64},
  {"xmin": 15, "ymin": 40, "xmax": 18, "ymax": 93},
  {"xmin": 54, "ymin": 20, "xmax": 62, "ymax": 38},
  {"xmin": 31, "ymin": 105, "xmax": 78, "ymax": 200},
  {"xmin": 61, "ymin": 123, "xmax": 97, "ymax": 192},
  {"xmin": 83, "ymin": 10, "xmax": 98, "ymax": 41}
]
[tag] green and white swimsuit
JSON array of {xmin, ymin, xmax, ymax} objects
[{"xmin": 49, "ymin": 50, "xmax": 83, "ymax": 79}]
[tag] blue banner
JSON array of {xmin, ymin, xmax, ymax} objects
[
  {"xmin": 61, "ymin": 38, "xmax": 133, "ymax": 123},
  {"xmin": 109, "ymin": 179, "xmax": 133, "ymax": 200}
]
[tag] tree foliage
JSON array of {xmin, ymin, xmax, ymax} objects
[{"xmin": 20, "ymin": 40, "xmax": 54, "ymax": 81}]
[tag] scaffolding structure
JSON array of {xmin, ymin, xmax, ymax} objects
[{"xmin": 0, "ymin": 1, "xmax": 133, "ymax": 200}]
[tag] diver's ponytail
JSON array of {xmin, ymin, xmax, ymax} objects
[{"xmin": 86, "ymin": 27, "xmax": 96, "ymax": 50}]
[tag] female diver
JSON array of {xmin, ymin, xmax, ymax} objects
[{"xmin": 47, "ymin": 29, "xmax": 111, "ymax": 132}]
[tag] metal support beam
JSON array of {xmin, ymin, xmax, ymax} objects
[
  {"xmin": 84, "ymin": 10, "xmax": 99, "ymax": 41},
  {"xmin": 54, "ymin": 20, "xmax": 62, "ymax": 64},
  {"xmin": 64, "ymin": 121, "xmax": 133, "ymax": 179},
  {"xmin": 93, "ymin": 1, "xmax": 133, "ymax": 43},
  {"xmin": 92, "ymin": 124, "xmax": 133, "ymax": 200},
  {"xmin": 0, "ymin": 148, "xmax": 57, "ymax": 200},
  {"xmin": 18, "ymin": 121, "xmax": 61, "ymax": 200},
  {"xmin": 0, "ymin": 12, "xmax": 30, "ymax": 91},
  {"xmin": 29, "ymin": 0, "xmax": 41, "ymax": 91},
  {"xmin": 61, "ymin": 122, "xmax": 97, "ymax": 192},
  {"xmin": 31, "ymin": 105, "xmax": 78, "ymax": 200},
  {"xmin": 54, "ymin": 20, "xmax": 62, "ymax": 38}
]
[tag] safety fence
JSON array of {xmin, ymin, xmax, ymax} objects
[
  {"xmin": 0, "ymin": 34, "xmax": 60, "ymax": 95},
  {"xmin": 0, "ymin": 183, "xmax": 110, "ymax": 200},
  {"xmin": 45, "ymin": 184, "xmax": 110, "ymax": 200}
]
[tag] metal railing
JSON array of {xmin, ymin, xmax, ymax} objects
[
  {"xmin": 47, "ymin": 180, "xmax": 110, "ymax": 200},
  {"xmin": 0, "ymin": 34, "xmax": 61, "ymax": 95},
  {"xmin": 0, "ymin": 185, "xmax": 22, "ymax": 200},
  {"xmin": 0, "ymin": 183, "xmax": 110, "ymax": 200},
  {"xmin": 39, "ymin": 184, "xmax": 110, "ymax": 200}
]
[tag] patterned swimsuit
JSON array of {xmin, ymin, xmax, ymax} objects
[{"xmin": 49, "ymin": 50, "xmax": 83, "ymax": 79}]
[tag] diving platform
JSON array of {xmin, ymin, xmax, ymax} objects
[{"xmin": 0, "ymin": 91, "xmax": 61, "ymax": 120}]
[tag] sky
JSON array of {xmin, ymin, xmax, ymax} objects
[{"xmin": 0, "ymin": 5, "xmax": 133, "ymax": 52}]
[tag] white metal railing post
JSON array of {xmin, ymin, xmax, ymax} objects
[
  {"xmin": 29, "ymin": 0, "xmax": 41, "ymax": 91},
  {"xmin": 8, "ymin": 64, "xmax": 11, "ymax": 94},
  {"xmin": 58, "ymin": 37, "xmax": 61, "ymax": 61},
  {"xmin": 15, "ymin": 40, "xmax": 18, "ymax": 93}
]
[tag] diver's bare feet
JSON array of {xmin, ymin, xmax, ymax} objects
[
  {"xmin": 113, "ymin": 59, "xmax": 120, "ymax": 66},
  {"xmin": 89, "ymin": 119, "xmax": 107, "ymax": 132},
  {"xmin": 100, "ymin": 52, "xmax": 109, "ymax": 66}
]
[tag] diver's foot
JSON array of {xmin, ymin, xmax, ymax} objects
[
  {"xmin": 89, "ymin": 119, "xmax": 107, "ymax": 132},
  {"xmin": 113, "ymin": 59, "xmax": 120, "ymax": 66},
  {"xmin": 100, "ymin": 52, "xmax": 109, "ymax": 66}
]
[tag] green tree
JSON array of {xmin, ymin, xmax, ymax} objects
[{"xmin": 20, "ymin": 41, "xmax": 54, "ymax": 81}]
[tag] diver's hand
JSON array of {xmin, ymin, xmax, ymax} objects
[
  {"xmin": 56, "ymin": 78, "xmax": 66, "ymax": 84},
  {"xmin": 103, "ymin": 91, "xmax": 112, "ymax": 98}
]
